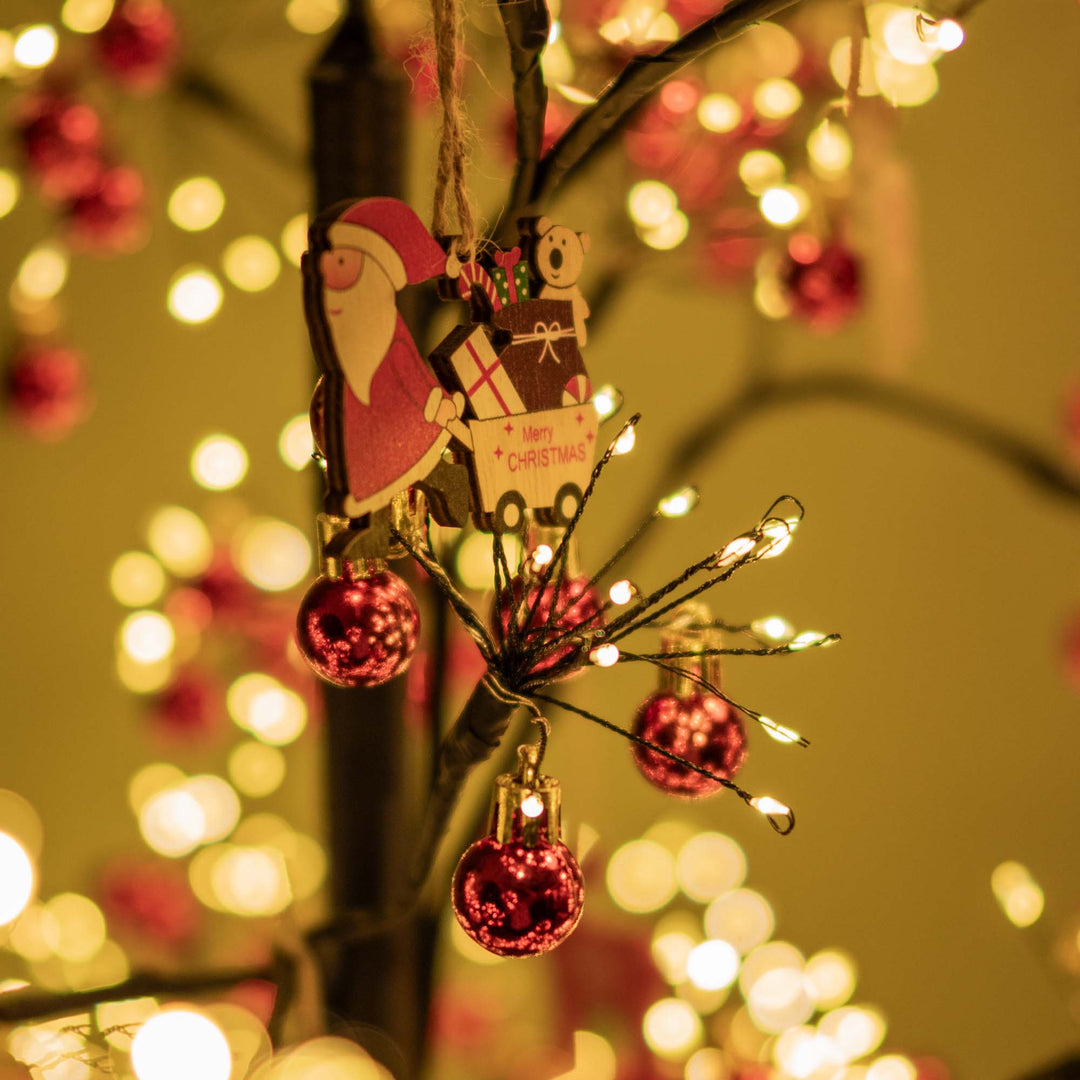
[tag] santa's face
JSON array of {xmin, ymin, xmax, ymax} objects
[{"xmin": 320, "ymin": 245, "xmax": 397, "ymax": 404}]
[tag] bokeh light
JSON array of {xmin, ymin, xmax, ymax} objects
[
  {"xmin": 191, "ymin": 434, "xmax": 249, "ymax": 491},
  {"xmin": 0, "ymin": 169, "xmax": 19, "ymax": 219},
  {"xmin": 223, "ymin": 235, "xmax": 281, "ymax": 292},
  {"xmin": 40, "ymin": 893, "xmax": 106, "ymax": 962},
  {"xmin": 131, "ymin": 1009, "xmax": 232, "ymax": 1080},
  {"xmin": 228, "ymin": 673, "xmax": 307, "ymax": 745},
  {"xmin": 234, "ymin": 518, "xmax": 311, "ymax": 591},
  {"xmin": 0, "ymin": 832, "xmax": 35, "ymax": 925},
  {"xmin": 642, "ymin": 998, "xmax": 702, "ymax": 1059},
  {"xmin": 167, "ymin": 267, "xmax": 223, "ymax": 324},
  {"xmin": 739, "ymin": 149, "xmax": 785, "ymax": 194},
  {"xmin": 228, "ymin": 741, "xmax": 287, "ymax": 798},
  {"xmin": 874, "ymin": 52, "xmax": 939, "ymax": 107},
  {"xmin": 760, "ymin": 185, "xmax": 809, "ymax": 227},
  {"xmin": 456, "ymin": 529, "xmax": 521, "ymax": 591},
  {"xmin": 138, "ymin": 788, "xmax": 206, "ymax": 858},
  {"xmin": 753, "ymin": 77, "xmax": 802, "ymax": 119},
  {"xmin": 182, "ymin": 775, "xmax": 240, "ymax": 843},
  {"xmin": 628, "ymin": 180, "xmax": 678, "ymax": 228},
  {"xmin": 279, "ymin": 413, "xmax": 316, "ymax": 470},
  {"xmin": 210, "ymin": 845, "xmax": 292, "ymax": 916},
  {"xmin": 704, "ymin": 888, "xmax": 775, "ymax": 954},
  {"xmin": 120, "ymin": 611, "xmax": 175, "ymax": 664},
  {"xmin": 991, "ymin": 860, "xmax": 1044, "ymax": 927},
  {"xmin": 640, "ymin": 211, "xmax": 689, "ymax": 251},
  {"xmin": 285, "ymin": 0, "xmax": 343, "ymax": 34},
  {"xmin": 697, "ymin": 93, "xmax": 741, "ymax": 133},
  {"xmin": 676, "ymin": 832, "xmax": 747, "ymax": 902},
  {"xmin": 686, "ymin": 939, "xmax": 740, "ymax": 991},
  {"xmin": 280, "ymin": 213, "xmax": 309, "ymax": 267},
  {"xmin": 819, "ymin": 1005, "xmax": 888, "ymax": 1061},
  {"xmin": 128, "ymin": 762, "xmax": 186, "ymax": 813},
  {"xmin": 110, "ymin": 551, "xmax": 167, "ymax": 607},
  {"xmin": 147, "ymin": 506, "xmax": 214, "ymax": 577},
  {"xmin": 13, "ymin": 25, "xmax": 58, "ymax": 68},
  {"xmin": 685, "ymin": 1047, "xmax": 726, "ymax": 1080},
  {"xmin": 16, "ymin": 244, "xmax": 69, "ymax": 301},
  {"xmin": 0, "ymin": 789, "xmax": 44, "ymax": 858},
  {"xmin": 805, "ymin": 948, "xmax": 857, "ymax": 1008},
  {"xmin": 61, "ymin": 0, "xmax": 115, "ymax": 33},
  {"xmin": 867, "ymin": 1055, "xmax": 918, "ymax": 1080},
  {"xmin": 607, "ymin": 839, "xmax": 677, "ymax": 913},
  {"xmin": 167, "ymin": 178, "xmax": 225, "ymax": 232},
  {"xmin": 808, "ymin": 120, "xmax": 853, "ymax": 178}
]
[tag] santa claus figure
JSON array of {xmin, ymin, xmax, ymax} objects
[{"xmin": 303, "ymin": 198, "xmax": 471, "ymax": 532}]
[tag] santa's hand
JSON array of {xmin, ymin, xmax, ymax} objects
[
  {"xmin": 434, "ymin": 393, "xmax": 463, "ymax": 429},
  {"xmin": 424, "ymin": 387, "xmax": 444, "ymax": 423}
]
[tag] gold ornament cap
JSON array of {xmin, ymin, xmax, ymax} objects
[
  {"xmin": 490, "ymin": 743, "xmax": 562, "ymax": 847},
  {"xmin": 658, "ymin": 603, "xmax": 722, "ymax": 696}
]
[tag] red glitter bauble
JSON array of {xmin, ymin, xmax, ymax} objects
[
  {"xmin": 98, "ymin": 858, "xmax": 199, "ymax": 948},
  {"xmin": 494, "ymin": 575, "xmax": 604, "ymax": 674},
  {"xmin": 96, "ymin": 0, "xmax": 179, "ymax": 93},
  {"xmin": 65, "ymin": 164, "xmax": 147, "ymax": 254},
  {"xmin": 148, "ymin": 667, "xmax": 221, "ymax": 741},
  {"xmin": 782, "ymin": 241, "xmax": 861, "ymax": 331},
  {"xmin": 632, "ymin": 691, "xmax": 747, "ymax": 797},
  {"xmin": 452, "ymin": 835, "xmax": 584, "ymax": 957},
  {"xmin": 1064, "ymin": 610, "xmax": 1080, "ymax": 693},
  {"xmin": 16, "ymin": 92, "xmax": 104, "ymax": 201},
  {"xmin": 6, "ymin": 344, "xmax": 91, "ymax": 440},
  {"xmin": 295, "ymin": 566, "xmax": 420, "ymax": 688}
]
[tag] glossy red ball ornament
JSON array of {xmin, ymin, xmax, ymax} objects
[
  {"xmin": 495, "ymin": 575, "xmax": 604, "ymax": 674},
  {"xmin": 96, "ymin": 0, "xmax": 179, "ymax": 93},
  {"xmin": 453, "ymin": 746, "xmax": 584, "ymax": 957},
  {"xmin": 6, "ymin": 344, "xmax": 92, "ymax": 440},
  {"xmin": 633, "ymin": 690, "xmax": 747, "ymax": 797},
  {"xmin": 782, "ymin": 240, "xmax": 861, "ymax": 332},
  {"xmin": 296, "ymin": 563, "xmax": 420, "ymax": 688},
  {"xmin": 16, "ymin": 92, "xmax": 104, "ymax": 201},
  {"xmin": 65, "ymin": 164, "xmax": 147, "ymax": 254}
]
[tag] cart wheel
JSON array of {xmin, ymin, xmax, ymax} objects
[
  {"xmin": 548, "ymin": 482, "xmax": 582, "ymax": 526},
  {"xmin": 494, "ymin": 491, "xmax": 527, "ymax": 533}
]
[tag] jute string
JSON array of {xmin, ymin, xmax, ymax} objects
[{"xmin": 431, "ymin": 0, "xmax": 477, "ymax": 258}]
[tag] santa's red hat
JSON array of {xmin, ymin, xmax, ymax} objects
[{"xmin": 326, "ymin": 197, "xmax": 446, "ymax": 290}]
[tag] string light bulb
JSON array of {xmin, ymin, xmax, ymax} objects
[
  {"xmin": 592, "ymin": 384, "xmax": 622, "ymax": 420},
  {"xmin": 590, "ymin": 643, "xmax": 620, "ymax": 667},
  {"xmin": 608, "ymin": 579, "xmax": 635, "ymax": 605},
  {"xmin": 13, "ymin": 25, "xmax": 58, "ymax": 69},
  {"xmin": 131, "ymin": 1009, "xmax": 232, "ymax": 1080},
  {"xmin": 657, "ymin": 486, "xmax": 698, "ymax": 518},
  {"xmin": 612, "ymin": 424, "xmax": 636, "ymax": 455},
  {"xmin": 0, "ymin": 832, "xmax": 35, "ymax": 925}
]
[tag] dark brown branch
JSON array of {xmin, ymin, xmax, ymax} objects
[
  {"xmin": 406, "ymin": 676, "xmax": 520, "ymax": 892},
  {"xmin": 176, "ymin": 68, "xmax": 305, "ymax": 175},
  {"xmin": 640, "ymin": 373, "xmax": 1080, "ymax": 517},
  {"xmin": 0, "ymin": 965, "xmax": 276, "ymax": 1025},
  {"xmin": 494, "ymin": 0, "xmax": 552, "ymax": 241},
  {"xmin": 529, "ymin": 0, "xmax": 804, "ymax": 206}
]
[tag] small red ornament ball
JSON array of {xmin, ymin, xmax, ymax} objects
[
  {"xmin": 65, "ymin": 164, "xmax": 147, "ymax": 254},
  {"xmin": 782, "ymin": 240, "xmax": 861, "ymax": 331},
  {"xmin": 495, "ymin": 576, "xmax": 604, "ymax": 674},
  {"xmin": 296, "ymin": 566, "xmax": 420, "ymax": 688},
  {"xmin": 6, "ymin": 345, "xmax": 91, "ymax": 440},
  {"xmin": 452, "ymin": 836, "xmax": 584, "ymax": 957},
  {"xmin": 632, "ymin": 691, "xmax": 747, "ymax": 797},
  {"xmin": 16, "ymin": 92, "xmax": 104, "ymax": 201},
  {"xmin": 96, "ymin": 0, "xmax": 179, "ymax": 92}
]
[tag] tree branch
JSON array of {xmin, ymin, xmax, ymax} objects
[
  {"xmin": 0, "ymin": 964, "xmax": 276, "ymax": 1025},
  {"xmin": 494, "ymin": 0, "xmax": 551, "ymax": 242},
  {"xmin": 641, "ymin": 372, "xmax": 1080, "ymax": 515}
]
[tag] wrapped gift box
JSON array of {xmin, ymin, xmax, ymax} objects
[
  {"xmin": 491, "ymin": 298, "xmax": 588, "ymax": 411},
  {"xmin": 430, "ymin": 323, "xmax": 526, "ymax": 420}
]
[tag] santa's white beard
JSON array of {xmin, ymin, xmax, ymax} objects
[{"xmin": 325, "ymin": 267, "xmax": 398, "ymax": 404}]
